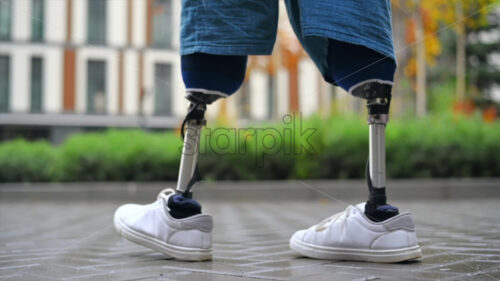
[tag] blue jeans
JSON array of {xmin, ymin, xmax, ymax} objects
[{"xmin": 180, "ymin": 0, "xmax": 396, "ymax": 86}]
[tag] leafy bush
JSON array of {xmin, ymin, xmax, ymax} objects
[
  {"xmin": 428, "ymin": 81, "xmax": 455, "ymax": 114},
  {"xmin": 386, "ymin": 115, "xmax": 500, "ymax": 178},
  {"xmin": 0, "ymin": 140, "xmax": 56, "ymax": 182},
  {"xmin": 0, "ymin": 115, "xmax": 499, "ymax": 182},
  {"xmin": 56, "ymin": 130, "xmax": 182, "ymax": 181}
]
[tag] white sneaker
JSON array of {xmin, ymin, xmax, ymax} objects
[
  {"xmin": 289, "ymin": 203, "xmax": 422, "ymax": 263},
  {"xmin": 113, "ymin": 189, "xmax": 213, "ymax": 261}
]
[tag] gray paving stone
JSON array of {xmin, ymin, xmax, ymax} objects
[{"xmin": 1, "ymin": 188, "xmax": 500, "ymax": 280}]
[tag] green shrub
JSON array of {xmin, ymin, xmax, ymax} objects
[
  {"xmin": 0, "ymin": 140, "xmax": 56, "ymax": 182},
  {"xmin": 55, "ymin": 130, "xmax": 182, "ymax": 181},
  {"xmin": 0, "ymin": 115, "xmax": 499, "ymax": 182},
  {"xmin": 386, "ymin": 115, "xmax": 500, "ymax": 178},
  {"xmin": 428, "ymin": 80, "xmax": 455, "ymax": 114}
]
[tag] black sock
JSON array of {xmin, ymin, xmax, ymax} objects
[
  {"xmin": 167, "ymin": 194, "xmax": 202, "ymax": 219},
  {"xmin": 365, "ymin": 187, "xmax": 399, "ymax": 222}
]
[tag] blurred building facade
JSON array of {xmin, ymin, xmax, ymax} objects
[{"xmin": 0, "ymin": 0, "xmax": 333, "ymax": 143}]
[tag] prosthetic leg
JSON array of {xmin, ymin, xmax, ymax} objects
[
  {"xmin": 174, "ymin": 53, "xmax": 247, "ymax": 199},
  {"xmin": 175, "ymin": 92, "xmax": 220, "ymax": 197},
  {"xmin": 162, "ymin": 92, "xmax": 222, "ymax": 219},
  {"xmin": 351, "ymin": 82, "xmax": 399, "ymax": 222},
  {"xmin": 324, "ymin": 39, "xmax": 399, "ymax": 222}
]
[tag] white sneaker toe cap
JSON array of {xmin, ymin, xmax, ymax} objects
[
  {"xmin": 291, "ymin": 229, "xmax": 307, "ymax": 242},
  {"xmin": 114, "ymin": 204, "xmax": 144, "ymax": 231}
]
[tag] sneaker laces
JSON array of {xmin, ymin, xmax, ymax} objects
[{"xmin": 315, "ymin": 205, "xmax": 356, "ymax": 231}]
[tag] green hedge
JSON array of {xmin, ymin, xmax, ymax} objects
[
  {"xmin": 1, "ymin": 115, "xmax": 499, "ymax": 182},
  {"xmin": 0, "ymin": 140, "xmax": 57, "ymax": 182}
]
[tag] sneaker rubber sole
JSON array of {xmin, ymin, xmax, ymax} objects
[
  {"xmin": 290, "ymin": 236, "xmax": 422, "ymax": 263},
  {"xmin": 114, "ymin": 216, "xmax": 212, "ymax": 261}
]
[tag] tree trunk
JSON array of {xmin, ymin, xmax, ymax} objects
[
  {"xmin": 415, "ymin": 6, "xmax": 427, "ymax": 117},
  {"xmin": 456, "ymin": 0, "xmax": 466, "ymax": 102},
  {"xmin": 391, "ymin": 5, "xmax": 410, "ymax": 118},
  {"xmin": 288, "ymin": 62, "xmax": 299, "ymax": 113}
]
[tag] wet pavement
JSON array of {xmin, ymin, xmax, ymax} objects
[{"xmin": 1, "ymin": 182, "xmax": 500, "ymax": 281}]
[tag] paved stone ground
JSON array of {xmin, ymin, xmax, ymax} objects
[{"xmin": 1, "ymin": 194, "xmax": 500, "ymax": 280}]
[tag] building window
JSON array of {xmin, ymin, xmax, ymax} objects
[
  {"xmin": 87, "ymin": 60, "xmax": 106, "ymax": 114},
  {"xmin": 0, "ymin": 0, "xmax": 12, "ymax": 41},
  {"xmin": 30, "ymin": 57, "xmax": 43, "ymax": 113},
  {"xmin": 0, "ymin": 56, "xmax": 9, "ymax": 113},
  {"xmin": 31, "ymin": 0, "xmax": 44, "ymax": 41},
  {"xmin": 87, "ymin": 0, "xmax": 107, "ymax": 45},
  {"xmin": 154, "ymin": 63, "xmax": 172, "ymax": 116},
  {"xmin": 152, "ymin": 0, "xmax": 172, "ymax": 48}
]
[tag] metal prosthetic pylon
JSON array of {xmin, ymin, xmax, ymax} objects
[{"xmin": 175, "ymin": 92, "xmax": 220, "ymax": 197}]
